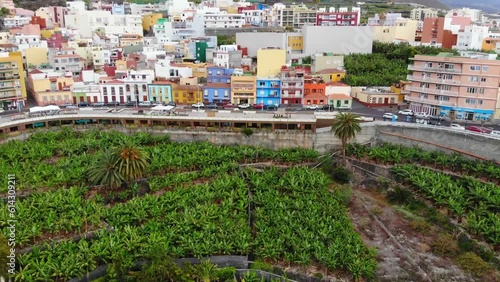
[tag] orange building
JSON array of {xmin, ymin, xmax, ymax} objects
[
  {"xmin": 31, "ymin": 16, "xmax": 47, "ymax": 29},
  {"xmin": 421, "ymin": 17, "xmax": 457, "ymax": 49},
  {"xmin": 303, "ymin": 76, "xmax": 326, "ymax": 106}
]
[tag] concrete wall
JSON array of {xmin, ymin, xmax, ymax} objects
[
  {"xmin": 235, "ymin": 32, "xmax": 287, "ymax": 57},
  {"xmin": 302, "ymin": 26, "xmax": 374, "ymax": 56}
]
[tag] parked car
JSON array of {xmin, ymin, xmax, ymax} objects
[
  {"xmin": 207, "ymin": 103, "xmax": 218, "ymax": 109},
  {"xmin": 92, "ymin": 102, "xmax": 105, "ymax": 107},
  {"xmin": 253, "ymin": 103, "xmax": 265, "ymax": 109},
  {"xmin": 415, "ymin": 112, "xmax": 431, "ymax": 118},
  {"xmin": 264, "ymin": 104, "xmax": 278, "ymax": 110},
  {"xmin": 66, "ymin": 105, "xmax": 78, "ymax": 109},
  {"xmin": 107, "ymin": 101, "xmax": 120, "ymax": 106},
  {"xmin": 490, "ymin": 130, "xmax": 500, "ymax": 137},
  {"xmin": 78, "ymin": 102, "xmax": 89, "ymax": 107},
  {"xmin": 430, "ymin": 115, "xmax": 445, "ymax": 121},
  {"xmin": 139, "ymin": 101, "xmax": 153, "ymax": 107},
  {"xmin": 191, "ymin": 102, "xmax": 205, "ymax": 108},
  {"xmin": 398, "ymin": 109, "xmax": 414, "ymax": 116},
  {"xmin": 60, "ymin": 103, "xmax": 74, "ymax": 108},
  {"xmin": 466, "ymin": 126, "xmax": 491, "ymax": 133},
  {"xmin": 450, "ymin": 123, "xmax": 465, "ymax": 130},
  {"xmin": 223, "ymin": 104, "xmax": 235, "ymax": 109},
  {"xmin": 125, "ymin": 101, "xmax": 137, "ymax": 107},
  {"xmin": 306, "ymin": 105, "xmax": 319, "ymax": 110},
  {"xmin": 383, "ymin": 113, "xmax": 398, "ymax": 120},
  {"xmin": 238, "ymin": 103, "xmax": 251, "ymax": 109},
  {"xmin": 166, "ymin": 102, "xmax": 176, "ymax": 107}
]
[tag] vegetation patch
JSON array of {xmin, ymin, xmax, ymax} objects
[{"xmin": 455, "ymin": 252, "xmax": 492, "ymax": 277}]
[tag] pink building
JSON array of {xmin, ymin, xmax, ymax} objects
[
  {"xmin": 9, "ymin": 24, "xmax": 41, "ymax": 36},
  {"xmin": 405, "ymin": 53, "xmax": 500, "ymax": 121},
  {"xmin": 316, "ymin": 12, "xmax": 360, "ymax": 26}
]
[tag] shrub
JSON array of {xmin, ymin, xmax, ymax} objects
[
  {"xmin": 218, "ymin": 267, "xmax": 236, "ymax": 282},
  {"xmin": 386, "ymin": 186, "xmax": 414, "ymax": 205},
  {"xmin": 232, "ymin": 127, "xmax": 243, "ymax": 133},
  {"xmin": 431, "ymin": 234, "xmax": 459, "ymax": 257},
  {"xmin": 0, "ymin": 234, "xmax": 10, "ymax": 277},
  {"xmin": 242, "ymin": 128, "xmax": 254, "ymax": 136},
  {"xmin": 251, "ymin": 260, "xmax": 273, "ymax": 272},
  {"xmin": 206, "ymin": 126, "xmax": 218, "ymax": 132},
  {"xmin": 370, "ymin": 206, "xmax": 383, "ymax": 216},
  {"xmin": 409, "ymin": 219, "xmax": 432, "ymax": 235},
  {"xmin": 455, "ymin": 252, "xmax": 491, "ymax": 277},
  {"xmin": 336, "ymin": 184, "xmax": 353, "ymax": 205},
  {"xmin": 330, "ymin": 165, "xmax": 352, "ymax": 184}
]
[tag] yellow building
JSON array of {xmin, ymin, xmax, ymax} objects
[
  {"xmin": 120, "ymin": 34, "xmax": 143, "ymax": 47},
  {"xmin": 25, "ymin": 47, "xmax": 49, "ymax": 68},
  {"xmin": 351, "ymin": 86, "xmax": 399, "ymax": 106},
  {"xmin": 287, "ymin": 34, "xmax": 303, "ymax": 52},
  {"xmin": 316, "ymin": 68, "xmax": 346, "ymax": 83},
  {"xmin": 180, "ymin": 61, "xmax": 208, "ymax": 79},
  {"xmin": 172, "ymin": 84, "xmax": 202, "ymax": 104},
  {"xmin": 0, "ymin": 52, "xmax": 27, "ymax": 109},
  {"xmin": 27, "ymin": 69, "xmax": 74, "ymax": 105},
  {"xmin": 142, "ymin": 13, "xmax": 163, "ymax": 33},
  {"xmin": 372, "ymin": 20, "xmax": 418, "ymax": 43},
  {"xmin": 40, "ymin": 27, "xmax": 59, "ymax": 39},
  {"xmin": 256, "ymin": 48, "xmax": 287, "ymax": 78},
  {"xmin": 390, "ymin": 81, "xmax": 411, "ymax": 102},
  {"xmin": 231, "ymin": 75, "xmax": 256, "ymax": 104},
  {"xmin": 115, "ymin": 60, "xmax": 128, "ymax": 72},
  {"xmin": 482, "ymin": 38, "xmax": 500, "ymax": 53}
]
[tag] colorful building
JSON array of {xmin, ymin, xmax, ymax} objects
[
  {"xmin": 231, "ymin": 74, "xmax": 256, "ymax": 105},
  {"xmin": 202, "ymin": 83, "xmax": 231, "ymax": 104},
  {"xmin": 315, "ymin": 68, "xmax": 345, "ymax": 83},
  {"xmin": 482, "ymin": 38, "xmax": 500, "ymax": 54},
  {"xmin": 256, "ymin": 78, "xmax": 280, "ymax": 106},
  {"xmin": 173, "ymin": 84, "xmax": 202, "ymax": 104},
  {"xmin": 0, "ymin": 52, "xmax": 27, "ymax": 110},
  {"xmin": 280, "ymin": 66, "xmax": 305, "ymax": 105},
  {"xmin": 25, "ymin": 47, "xmax": 49, "ymax": 68},
  {"xmin": 142, "ymin": 13, "xmax": 163, "ymax": 33},
  {"xmin": 148, "ymin": 81, "xmax": 173, "ymax": 103},
  {"xmin": 303, "ymin": 76, "xmax": 326, "ymax": 105},
  {"xmin": 421, "ymin": 17, "xmax": 457, "ymax": 49},
  {"xmin": 27, "ymin": 69, "xmax": 74, "ymax": 106},
  {"xmin": 207, "ymin": 66, "xmax": 233, "ymax": 84},
  {"xmin": 326, "ymin": 94, "xmax": 353, "ymax": 110},
  {"xmin": 256, "ymin": 48, "xmax": 287, "ymax": 78}
]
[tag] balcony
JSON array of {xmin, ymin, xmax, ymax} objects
[
  {"xmin": 281, "ymin": 76, "xmax": 303, "ymax": 82},
  {"xmin": 0, "ymin": 90, "xmax": 16, "ymax": 99},
  {"xmin": 405, "ymin": 86, "xmax": 459, "ymax": 97},
  {"xmin": 404, "ymin": 95, "xmax": 456, "ymax": 107},
  {"xmin": 408, "ymin": 65, "xmax": 461, "ymax": 74},
  {"xmin": 406, "ymin": 75, "xmax": 460, "ymax": 85}
]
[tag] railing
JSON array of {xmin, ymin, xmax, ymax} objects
[
  {"xmin": 404, "ymin": 95, "xmax": 456, "ymax": 106},
  {"xmin": 408, "ymin": 65, "xmax": 461, "ymax": 74},
  {"xmin": 405, "ymin": 86, "xmax": 459, "ymax": 97},
  {"xmin": 406, "ymin": 75, "xmax": 461, "ymax": 85}
]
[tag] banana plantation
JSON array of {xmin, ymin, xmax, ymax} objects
[{"xmin": 0, "ymin": 128, "xmax": 377, "ymax": 281}]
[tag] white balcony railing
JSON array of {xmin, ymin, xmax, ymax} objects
[
  {"xmin": 406, "ymin": 75, "xmax": 461, "ymax": 85},
  {"xmin": 408, "ymin": 65, "xmax": 461, "ymax": 74},
  {"xmin": 404, "ymin": 95, "xmax": 456, "ymax": 107},
  {"xmin": 405, "ymin": 86, "xmax": 459, "ymax": 97}
]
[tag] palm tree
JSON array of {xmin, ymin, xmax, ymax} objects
[
  {"xmin": 115, "ymin": 141, "xmax": 150, "ymax": 182},
  {"xmin": 88, "ymin": 148, "xmax": 124, "ymax": 189},
  {"xmin": 331, "ymin": 112, "xmax": 362, "ymax": 157}
]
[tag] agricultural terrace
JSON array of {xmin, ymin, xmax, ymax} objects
[
  {"xmin": 346, "ymin": 143, "xmax": 500, "ymax": 246},
  {"xmin": 0, "ymin": 128, "xmax": 377, "ymax": 281}
]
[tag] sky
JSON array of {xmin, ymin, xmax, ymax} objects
[{"xmin": 440, "ymin": 0, "xmax": 499, "ymax": 13}]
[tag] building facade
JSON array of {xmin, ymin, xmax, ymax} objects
[
  {"xmin": 207, "ymin": 66, "xmax": 233, "ymax": 84},
  {"xmin": 316, "ymin": 11, "xmax": 359, "ymax": 26},
  {"xmin": 231, "ymin": 75, "xmax": 256, "ymax": 105},
  {"xmin": 0, "ymin": 52, "xmax": 26, "ymax": 110},
  {"xmin": 148, "ymin": 81, "xmax": 173, "ymax": 103},
  {"xmin": 256, "ymin": 78, "xmax": 280, "ymax": 106},
  {"xmin": 202, "ymin": 83, "xmax": 231, "ymax": 104},
  {"xmin": 405, "ymin": 53, "xmax": 500, "ymax": 120},
  {"xmin": 280, "ymin": 66, "xmax": 304, "ymax": 105},
  {"xmin": 421, "ymin": 17, "xmax": 457, "ymax": 48}
]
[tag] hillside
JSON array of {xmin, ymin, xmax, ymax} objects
[{"xmin": 394, "ymin": 0, "xmax": 448, "ymax": 10}]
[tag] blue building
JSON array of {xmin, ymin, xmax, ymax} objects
[
  {"xmin": 439, "ymin": 106, "xmax": 493, "ymax": 121},
  {"xmin": 202, "ymin": 83, "xmax": 231, "ymax": 104},
  {"xmin": 256, "ymin": 78, "xmax": 281, "ymax": 106},
  {"xmin": 207, "ymin": 67, "xmax": 234, "ymax": 84},
  {"xmin": 148, "ymin": 82, "xmax": 173, "ymax": 104}
]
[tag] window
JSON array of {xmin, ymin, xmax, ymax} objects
[
  {"xmin": 204, "ymin": 90, "xmax": 208, "ymax": 96},
  {"xmin": 224, "ymin": 90, "xmax": 229, "ymax": 97},
  {"xmin": 214, "ymin": 90, "xmax": 218, "ymax": 97},
  {"xmin": 468, "ymin": 76, "xmax": 479, "ymax": 82},
  {"xmin": 465, "ymin": 99, "xmax": 476, "ymax": 104},
  {"xmin": 467, "ymin": 87, "xmax": 477, "ymax": 94},
  {"xmin": 390, "ymin": 97, "xmax": 395, "ymax": 103},
  {"xmin": 470, "ymin": 65, "xmax": 480, "ymax": 71},
  {"xmin": 419, "ymin": 82, "xmax": 429, "ymax": 88},
  {"xmin": 259, "ymin": 81, "xmax": 265, "ymax": 86},
  {"xmin": 480, "ymin": 77, "xmax": 487, "ymax": 82},
  {"xmin": 478, "ymin": 100, "xmax": 483, "ymax": 105},
  {"xmin": 482, "ymin": 66, "xmax": 488, "ymax": 72},
  {"xmin": 57, "ymin": 95, "xmax": 62, "ymax": 101},
  {"xmin": 479, "ymin": 88, "xmax": 485, "ymax": 94},
  {"xmin": 208, "ymin": 70, "xmax": 212, "ymax": 75},
  {"xmin": 418, "ymin": 93, "xmax": 428, "ymax": 99}
]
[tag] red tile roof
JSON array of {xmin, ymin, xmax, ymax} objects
[
  {"xmin": 304, "ymin": 93, "xmax": 327, "ymax": 99},
  {"xmin": 326, "ymin": 82, "xmax": 349, "ymax": 86},
  {"xmin": 316, "ymin": 68, "xmax": 345, "ymax": 74},
  {"xmin": 327, "ymin": 94, "xmax": 352, "ymax": 100},
  {"xmin": 29, "ymin": 69, "xmax": 44, "ymax": 74}
]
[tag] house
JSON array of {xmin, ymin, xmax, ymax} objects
[
  {"xmin": 148, "ymin": 81, "xmax": 173, "ymax": 103},
  {"xmin": 326, "ymin": 93, "xmax": 352, "ymax": 110},
  {"xmin": 256, "ymin": 78, "xmax": 280, "ymax": 106},
  {"xmin": 256, "ymin": 48, "xmax": 287, "ymax": 78},
  {"xmin": 207, "ymin": 66, "xmax": 233, "ymax": 84},
  {"xmin": 0, "ymin": 52, "xmax": 26, "ymax": 110},
  {"xmin": 325, "ymin": 82, "xmax": 351, "ymax": 96},
  {"xmin": 304, "ymin": 93, "xmax": 327, "ymax": 106},
  {"xmin": 280, "ymin": 66, "xmax": 305, "ymax": 105},
  {"xmin": 27, "ymin": 69, "xmax": 74, "ymax": 106},
  {"xmin": 231, "ymin": 74, "xmax": 256, "ymax": 105},
  {"xmin": 202, "ymin": 83, "xmax": 231, "ymax": 104},
  {"xmin": 303, "ymin": 76, "xmax": 326, "ymax": 105},
  {"xmin": 315, "ymin": 68, "xmax": 346, "ymax": 83},
  {"xmin": 98, "ymin": 78, "xmax": 125, "ymax": 104},
  {"xmin": 48, "ymin": 48, "xmax": 84, "ymax": 76},
  {"xmin": 352, "ymin": 86, "xmax": 399, "ymax": 107},
  {"xmin": 173, "ymin": 84, "xmax": 202, "ymax": 104}
]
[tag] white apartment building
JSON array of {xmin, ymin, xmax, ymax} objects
[
  {"xmin": 204, "ymin": 12, "xmax": 245, "ymax": 28},
  {"xmin": 446, "ymin": 8, "xmax": 484, "ymax": 23},
  {"xmin": 92, "ymin": 33, "xmax": 120, "ymax": 47},
  {"xmin": 72, "ymin": 82, "xmax": 101, "ymax": 103},
  {"xmin": 243, "ymin": 10, "xmax": 264, "ymax": 26},
  {"xmin": 91, "ymin": 48, "xmax": 111, "ymax": 68},
  {"xmin": 154, "ymin": 59, "xmax": 192, "ymax": 79},
  {"xmin": 166, "ymin": 0, "xmax": 191, "ymax": 17},
  {"xmin": 455, "ymin": 26, "xmax": 490, "ymax": 50},
  {"xmin": 213, "ymin": 45, "xmax": 240, "ymax": 68},
  {"xmin": 66, "ymin": 0, "xmax": 86, "ymax": 12},
  {"xmin": 128, "ymin": 3, "xmax": 167, "ymax": 15},
  {"xmin": 3, "ymin": 16, "xmax": 31, "ymax": 28},
  {"xmin": 410, "ymin": 8, "xmax": 438, "ymax": 21},
  {"xmin": 121, "ymin": 69, "xmax": 155, "ymax": 102},
  {"xmin": 65, "ymin": 10, "xmax": 143, "ymax": 38},
  {"xmin": 48, "ymin": 48, "xmax": 84, "ymax": 75},
  {"xmin": 10, "ymin": 34, "xmax": 48, "ymax": 52},
  {"xmin": 172, "ymin": 15, "xmax": 205, "ymax": 41},
  {"xmin": 153, "ymin": 18, "xmax": 174, "ymax": 41},
  {"xmin": 368, "ymin": 13, "xmax": 402, "ymax": 26}
]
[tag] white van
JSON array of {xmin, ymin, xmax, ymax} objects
[{"xmin": 490, "ymin": 131, "xmax": 500, "ymax": 137}]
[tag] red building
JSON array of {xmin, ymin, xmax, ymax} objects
[
  {"xmin": 421, "ymin": 17, "xmax": 457, "ymax": 49},
  {"xmin": 30, "ymin": 16, "xmax": 46, "ymax": 29},
  {"xmin": 316, "ymin": 12, "xmax": 359, "ymax": 26},
  {"xmin": 47, "ymin": 31, "xmax": 68, "ymax": 49},
  {"xmin": 238, "ymin": 5, "xmax": 256, "ymax": 13}
]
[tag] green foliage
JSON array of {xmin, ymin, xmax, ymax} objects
[
  {"xmin": 343, "ymin": 42, "xmax": 460, "ymax": 86},
  {"xmin": 242, "ymin": 128, "xmax": 254, "ymax": 137},
  {"xmin": 217, "ymin": 35, "xmax": 235, "ymax": 46},
  {"xmin": 331, "ymin": 112, "xmax": 362, "ymax": 156},
  {"xmin": 250, "ymin": 260, "xmax": 273, "ymax": 272},
  {"xmin": 194, "ymin": 259, "xmax": 220, "ymax": 282},
  {"xmin": 218, "ymin": 266, "xmax": 236, "ymax": 281},
  {"xmin": 330, "ymin": 165, "xmax": 353, "ymax": 184},
  {"xmin": 455, "ymin": 252, "xmax": 491, "ymax": 277},
  {"xmin": 88, "ymin": 148, "xmax": 125, "ymax": 188},
  {"xmin": 0, "ymin": 234, "xmax": 10, "ymax": 277}
]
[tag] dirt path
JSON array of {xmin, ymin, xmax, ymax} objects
[{"xmin": 348, "ymin": 188, "xmax": 477, "ymax": 282}]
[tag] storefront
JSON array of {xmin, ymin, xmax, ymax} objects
[{"xmin": 439, "ymin": 106, "xmax": 493, "ymax": 121}]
